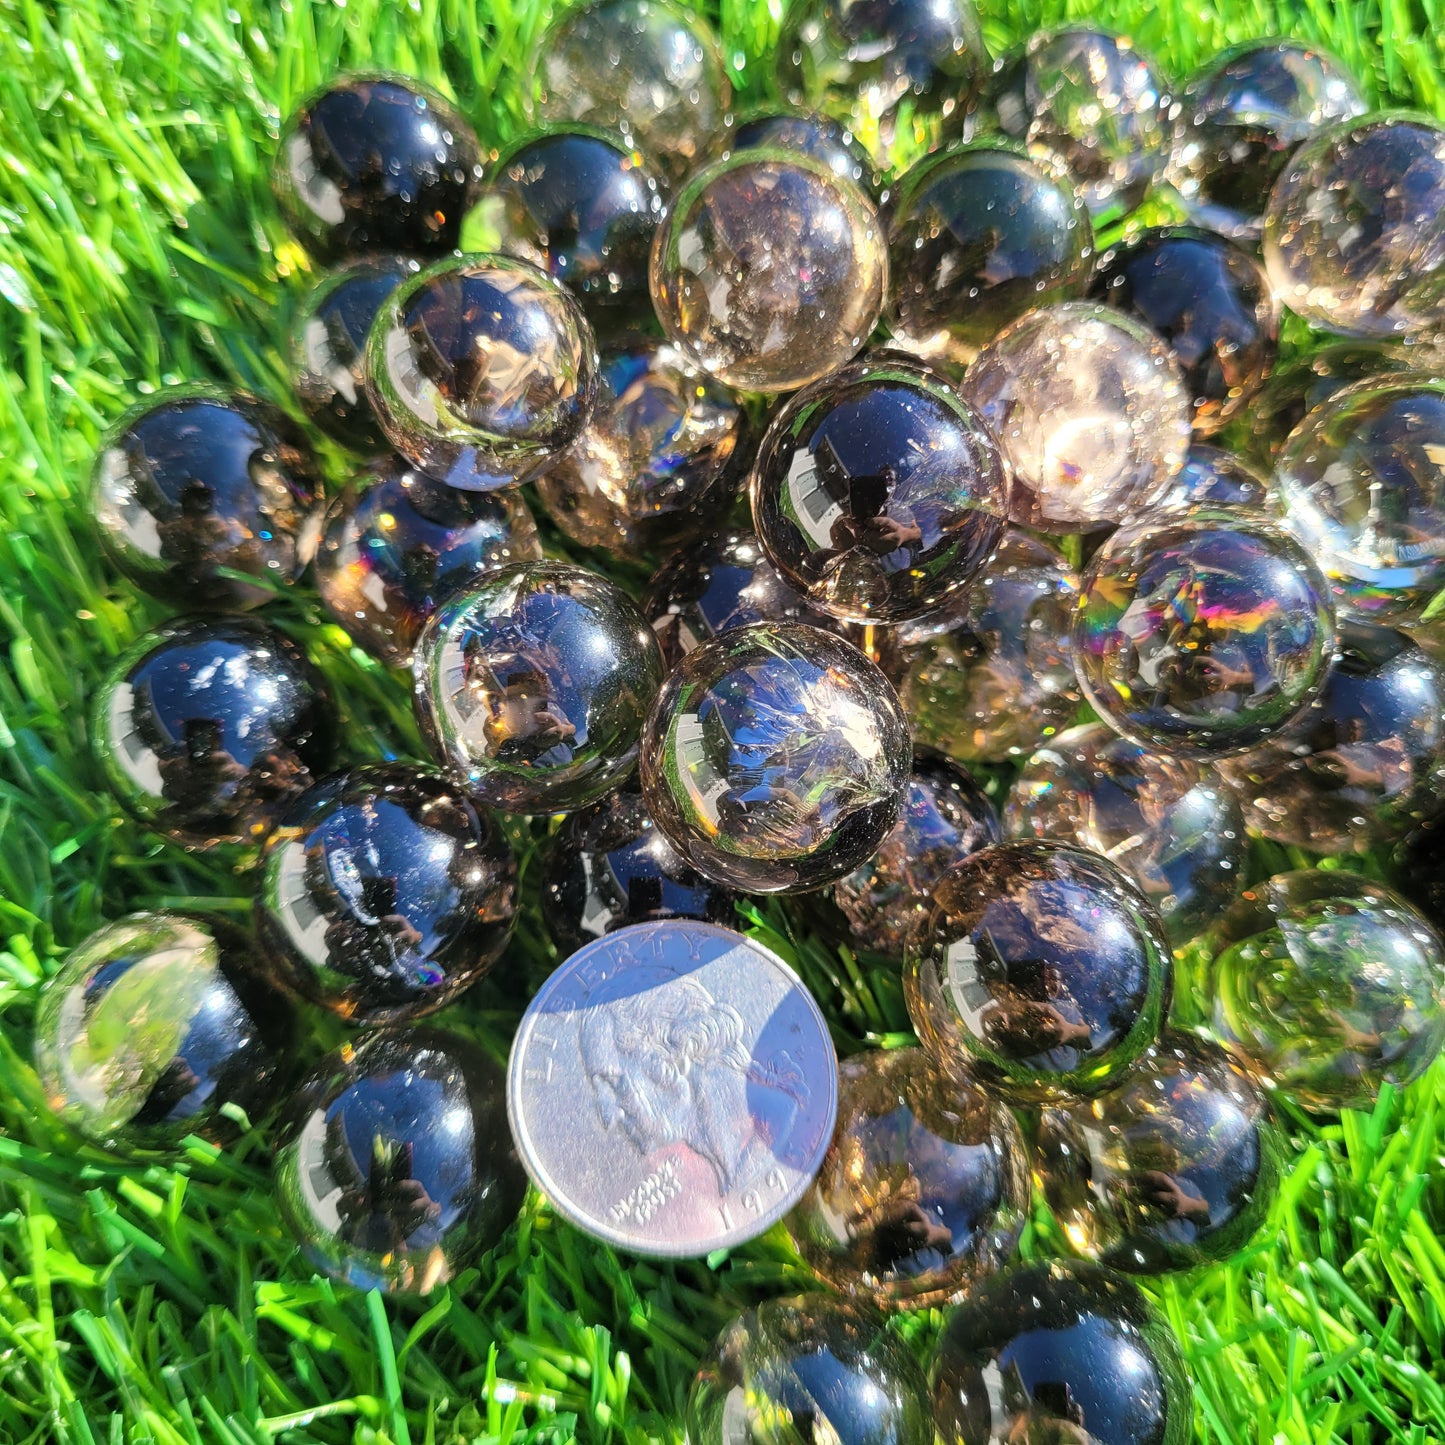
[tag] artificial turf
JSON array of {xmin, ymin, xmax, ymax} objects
[{"xmin": 2, "ymin": 0, "xmax": 1445, "ymax": 1440}]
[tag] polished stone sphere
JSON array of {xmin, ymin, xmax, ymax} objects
[
  {"xmin": 34, "ymin": 912, "xmax": 296, "ymax": 1148},
  {"xmin": 730, "ymin": 110, "xmax": 876, "ymax": 192},
  {"xmin": 886, "ymin": 145, "xmax": 1094, "ymax": 368},
  {"xmin": 464, "ymin": 128, "xmax": 663, "ymax": 324},
  {"xmin": 930, "ymin": 1260, "xmax": 1193, "ymax": 1445},
  {"xmin": 786, "ymin": 1047, "xmax": 1028, "ymax": 1308},
  {"xmin": 1073, "ymin": 508, "xmax": 1336, "ymax": 758},
  {"xmin": 275, "ymin": 1029, "xmax": 526, "ymax": 1294},
  {"xmin": 905, "ymin": 842, "xmax": 1172, "ymax": 1101},
  {"xmin": 1037, "ymin": 1032, "xmax": 1282, "ymax": 1272},
  {"xmin": 1093, "ymin": 226, "xmax": 1279, "ymax": 435},
  {"xmin": 532, "ymin": 337, "xmax": 748, "ymax": 556},
  {"xmin": 314, "ymin": 457, "xmax": 542, "ymax": 670},
  {"xmin": 1274, "ymin": 376, "xmax": 1445, "ymax": 624},
  {"xmin": 530, "ymin": 0, "xmax": 731, "ymax": 186},
  {"xmin": 1219, "ymin": 621, "xmax": 1445, "ymax": 855},
  {"xmin": 1209, "ymin": 870, "xmax": 1445, "ymax": 1108},
  {"xmin": 273, "ymin": 75, "xmax": 482, "ymax": 261},
  {"xmin": 291, "ymin": 257, "xmax": 418, "ymax": 452},
  {"xmin": 650, "ymin": 150, "xmax": 887, "ymax": 393},
  {"xmin": 413, "ymin": 561, "xmax": 665, "ymax": 814},
  {"xmin": 688, "ymin": 1295, "xmax": 932, "ymax": 1445},
  {"xmin": 989, "ymin": 28, "xmax": 1174, "ymax": 217},
  {"xmin": 962, "ymin": 302, "xmax": 1190, "ymax": 533},
  {"xmin": 1153, "ymin": 443, "xmax": 1271, "ymax": 514},
  {"xmin": 364, "ymin": 255, "xmax": 599, "ymax": 492},
  {"xmin": 539, "ymin": 789, "xmax": 740, "ymax": 956},
  {"xmin": 1264, "ymin": 112, "xmax": 1445, "ymax": 339},
  {"xmin": 92, "ymin": 386, "xmax": 322, "ymax": 611},
  {"xmin": 893, "ymin": 530, "xmax": 1082, "ymax": 764},
  {"xmin": 751, "ymin": 354, "xmax": 1008, "ymax": 623},
  {"xmin": 1008, "ymin": 722, "xmax": 1247, "ymax": 943},
  {"xmin": 1394, "ymin": 819, "xmax": 1445, "ymax": 934},
  {"xmin": 1169, "ymin": 39, "xmax": 1367, "ymax": 239},
  {"xmin": 94, "ymin": 616, "xmax": 335, "ymax": 849},
  {"xmin": 640, "ymin": 622, "xmax": 911, "ymax": 893},
  {"xmin": 256, "ymin": 764, "xmax": 517, "ymax": 1026},
  {"xmin": 828, "ymin": 751, "xmax": 1000, "ymax": 958}
]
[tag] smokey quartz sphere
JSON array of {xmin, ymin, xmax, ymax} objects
[
  {"xmin": 650, "ymin": 149, "xmax": 887, "ymax": 393},
  {"xmin": 532, "ymin": 337, "xmax": 748, "ymax": 556},
  {"xmin": 988, "ymin": 28, "xmax": 1174, "ymax": 218},
  {"xmin": 905, "ymin": 842, "xmax": 1172, "ymax": 1102},
  {"xmin": 1208, "ymin": 871, "xmax": 1445, "ymax": 1109},
  {"xmin": 94, "ymin": 616, "xmax": 335, "ymax": 849},
  {"xmin": 1008, "ymin": 722, "xmax": 1247, "ymax": 943},
  {"xmin": 930, "ymin": 1260, "xmax": 1193, "ymax": 1445},
  {"xmin": 1219, "ymin": 621, "xmax": 1445, "ymax": 855},
  {"xmin": 414, "ymin": 561, "xmax": 664, "ymax": 814},
  {"xmin": 364, "ymin": 255, "xmax": 598, "ymax": 492},
  {"xmin": 730, "ymin": 111, "xmax": 876, "ymax": 192},
  {"xmin": 751, "ymin": 354, "xmax": 1008, "ymax": 623},
  {"xmin": 688, "ymin": 1295, "xmax": 932, "ymax": 1445},
  {"xmin": 1153, "ymin": 442, "xmax": 1270, "ymax": 514},
  {"xmin": 92, "ymin": 386, "xmax": 321, "ymax": 611},
  {"xmin": 539, "ymin": 789, "xmax": 740, "ymax": 956},
  {"xmin": 275, "ymin": 1029, "xmax": 526, "ymax": 1294},
  {"xmin": 1037, "ymin": 1032, "xmax": 1282, "ymax": 1273},
  {"xmin": 786, "ymin": 1047, "xmax": 1027, "ymax": 1308},
  {"xmin": 1265, "ymin": 113, "xmax": 1445, "ymax": 339},
  {"xmin": 1275, "ymin": 376, "xmax": 1445, "ymax": 624},
  {"xmin": 962, "ymin": 302, "xmax": 1190, "ymax": 533},
  {"xmin": 886, "ymin": 145, "xmax": 1094, "ymax": 369},
  {"xmin": 256, "ymin": 764, "xmax": 517, "ymax": 1027},
  {"xmin": 273, "ymin": 75, "xmax": 482, "ymax": 261},
  {"xmin": 1170, "ymin": 39, "xmax": 1367, "ymax": 240},
  {"xmin": 639, "ymin": 622, "xmax": 911, "ymax": 893},
  {"xmin": 34, "ymin": 912, "xmax": 295, "ymax": 1148},
  {"xmin": 1093, "ymin": 226, "xmax": 1279, "ymax": 436},
  {"xmin": 529, "ymin": 0, "xmax": 730, "ymax": 186},
  {"xmin": 828, "ymin": 750, "xmax": 1000, "ymax": 958},
  {"xmin": 314, "ymin": 457, "xmax": 542, "ymax": 670},
  {"xmin": 1073, "ymin": 508, "xmax": 1336, "ymax": 758}
]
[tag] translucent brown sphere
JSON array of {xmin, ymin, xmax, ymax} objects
[
  {"xmin": 1209, "ymin": 870, "xmax": 1445, "ymax": 1108},
  {"xmin": 639, "ymin": 622, "xmax": 912, "ymax": 893},
  {"xmin": 962, "ymin": 302, "xmax": 1190, "ymax": 533},
  {"xmin": 314, "ymin": 457, "xmax": 543, "ymax": 670},
  {"xmin": 92, "ymin": 386, "xmax": 322, "ymax": 611},
  {"xmin": 1073, "ymin": 508, "xmax": 1336, "ymax": 758},
  {"xmin": 751, "ymin": 354, "xmax": 1008, "ymax": 623},
  {"xmin": 1037, "ymin": 1033, "xmax": 1283, "ymax": 1273},
  {"xmin": 905, "ymin": 842, "xmax": 1173, "ymax": 1101},
  {"xmin": 532, "ymin": 337, "xmax": 748, "ymax": 556},
  {"xmin": 364, "ymin": 255, "xmax": 599, "ymax": 491},
  {"xmin": 730, "ymin": 110, "xmax": 877, "ymax": 193},
  {"xmin": 650, "ymin": 150, "xmax": 887, "ymax": 393},
  {"xmin": 886, "ymin": 145, "xmax": 1094, "ymax": 368},
  {"xmin": 787, "ymin": 1047, "xmax": 1028, "ymax": 1307},
  {"xmin": 1093, "ymin": 226, "xmax": 1280, "ymax": 435},
  {"xmin": 1170, "ymin": 39, "xmax": 1367, "ymax": 240},
  {"xmin": 1153, "ymin": 442, "xmax": 1271, "ymax": 514},
  {"xmin": 1007, "ymin": 722, "xmax": 1247, "ymax": 943},
  {"xmin": 894, "ymin": 530, "xmax": 1082, "ymax": 763},
  {"xmin": 413, "ymin": 561, "xmax": 665, "ymax": 814},
  {"xmin": 1264, "ymin": 112, "xmax": 1445, "ymax": 339},
  {"xmin": 529, "ymin": 0, "xmax": 731, "ymax": 186}
]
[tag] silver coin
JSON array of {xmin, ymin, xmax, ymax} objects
[{"xmin": 507, "ymin": 918, "xmax": 838, "ymax": 1257}]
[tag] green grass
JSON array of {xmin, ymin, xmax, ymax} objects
[{"xmin": 2, "ymin": 0, "xmax": 1445, "ymax": 1441}]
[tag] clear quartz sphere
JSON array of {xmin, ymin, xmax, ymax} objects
[
  {"xmin": 786, "ymin": 1047, "xmax": 1028, "ymax": 1308},
  {"xmin": 1209, "ymin": 870, "xmax": 1445, "ymax": 1109},
  {"xmin": 1152, "ymin": 442, "xmax": 1271, "ymax": 514},
  {"xmin": 649, "ymin": 149, "xmax": 887, "ymax": 393},
  {"xmin": 1007, "ymin": 721, "xmax": 1247, "ymax": 943},
  {"xmin": 730, "ymin": 110, "xmax": 877, "ymax": 193},
  {"xmin": 750, "ymin": 353, "xmax": 1009, "ymax": 623},
  {"xmin": 639, "ymin": 621, "xmax": 912, "ymax": 894},
  {"xmin": 962, "ymin": 301, "xmax": 1190, "ymax": 533},
  {"xmin": 1073, "ymin": 507, "xmax": 1336, "ymax": 758},
  {"xmin": 1263, "ymin": 112, "xmax": 1445, "ymax": 339}
]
